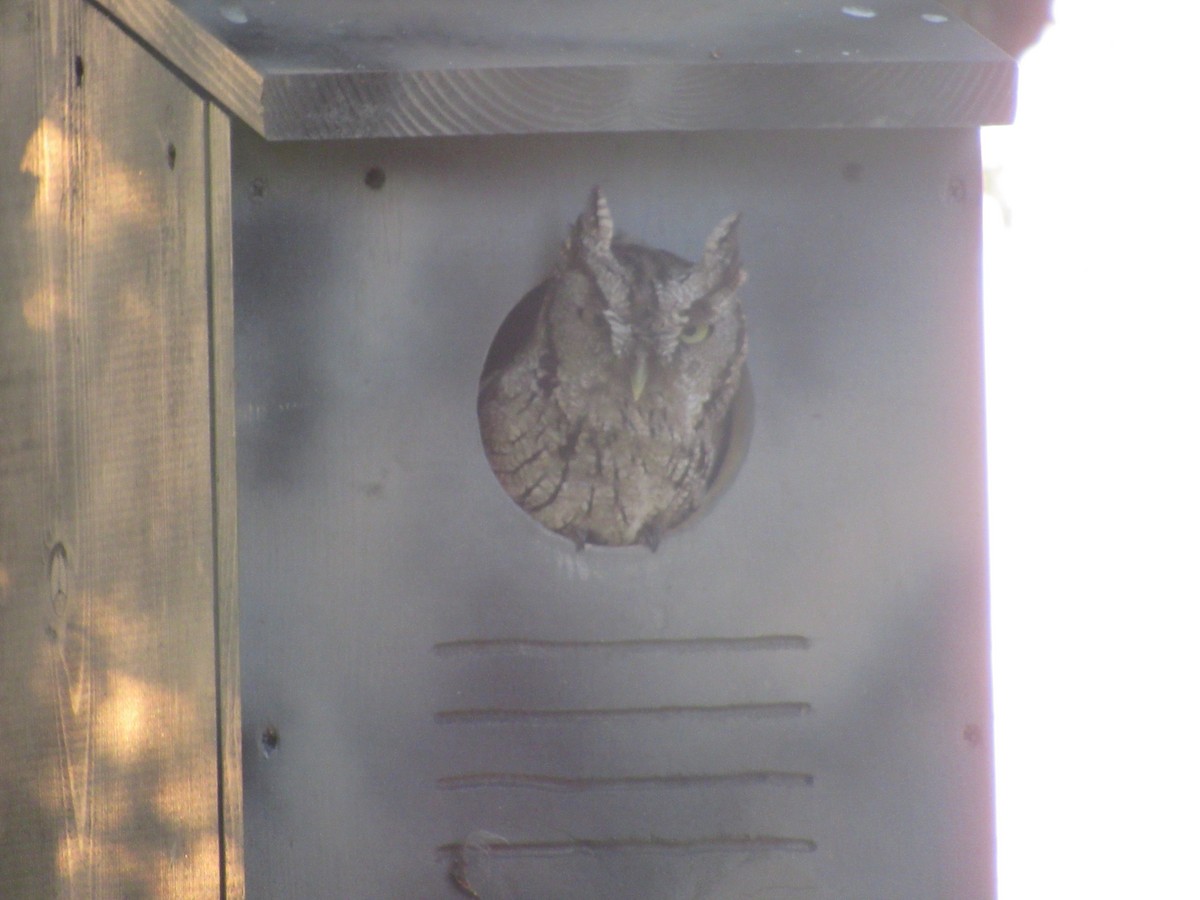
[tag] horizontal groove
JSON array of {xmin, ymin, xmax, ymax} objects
[
  {"xmin": 437, "ymin": 770, "xmax": 815, "ymax": 791},
  {"xmin": 438, "ymin": 834, "xmax": 818, "ymax": 858},
  {"xmin": 434, "ymin": 635, "xmax": 810, "ymax": 656},
  {"xmin": 436, "ymin": 701, "xmax": 811, "ymax": 724}
]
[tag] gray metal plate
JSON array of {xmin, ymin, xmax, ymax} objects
[{"xmin": 233, "ymin": 126, "xmax": 993, "ymax": 898}]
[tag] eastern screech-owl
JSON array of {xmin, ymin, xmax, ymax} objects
[{"xmin": 477, "ymin": 188, "xmax": 748, "ymax": 549}]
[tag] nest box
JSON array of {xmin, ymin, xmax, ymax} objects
[{"xmin": 1, "ymin": 0, "xmax": 1014, "ymax": 896}]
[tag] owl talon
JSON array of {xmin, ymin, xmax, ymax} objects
[
  {"xmin": 638, "ymin": 524, "xmax": 663, "ymax": 552},
  {"xmin": 562, "ymin": 525, "xmax": 589, "ymax": 551}
]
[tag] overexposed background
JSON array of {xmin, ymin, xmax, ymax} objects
[{"xmin": 982, "ymin": 2, "xmax": 1200, "ymax": 896}]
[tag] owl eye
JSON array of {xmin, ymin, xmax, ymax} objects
[{"xmin": 679, "ymin": 321, "xmax": 711, "ymax": 344}]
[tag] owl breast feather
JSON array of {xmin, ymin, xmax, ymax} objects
[{"xmin": 479, "ymin": 318, "xmax": 739, "ymax": 549}]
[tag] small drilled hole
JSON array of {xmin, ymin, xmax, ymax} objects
[
  {"xmin": 364, "ymin": 166, "xmax": 386, "ymax": 190},
  {"xmin": 259, "ymin": 724, "xmax": 280, "ymax": 758},
  {"xmin": 166, "ymin": 143, "xmax": 177, "ymax": 170}
]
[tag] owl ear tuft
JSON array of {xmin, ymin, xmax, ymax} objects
[
  {"xmin": 701, "ymin": 213, "xmax": 742, "ymax": 284},
  {"xmin": 679, "ymin": 213, "xmax": 745, "ymax": 306},
  {"xmin": 567, "ymin": 188, "xmax": 631, "ymax": 319},
  {"xmin": 571, "ymin": 186, "xmax": 614, "ymax": 260}
]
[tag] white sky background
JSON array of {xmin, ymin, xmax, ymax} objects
[{"xmin": 982, "ymin": 2, "xmax": 1200, "ymax": 896}]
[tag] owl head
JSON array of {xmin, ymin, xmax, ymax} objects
[{"xmin": 548, "ymin": 188, "xmax": 747, "ymax": 420}]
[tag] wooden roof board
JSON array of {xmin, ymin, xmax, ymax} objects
[{"xmin": 94, "ymin": 0, "xmax": 1015, "ymax": 141}]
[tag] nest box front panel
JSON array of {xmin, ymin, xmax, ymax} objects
[{"xmin": 232, "ymin": 126, "xmax": 991, "ymax": 898}]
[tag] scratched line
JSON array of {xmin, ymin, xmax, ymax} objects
[
  {"xmin": 435, "ymin": 701, "xmax": 811, "ymax": 724},
  {"xmin": 433, "ymin": 635, "xmax": 810, "ymax": 657},
  {"xmin": 437, "ymin": 834, "xmax": 818, "ymax": 858},
  {"xmin": 436, "ymin": 770, "xmax": 815, "ymax": 791}
]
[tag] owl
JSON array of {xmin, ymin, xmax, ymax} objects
[{"xmin": 477, "ymin": 188, "xmax": 748, "ymax": 549}]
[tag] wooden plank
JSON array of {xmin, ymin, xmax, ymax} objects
[
  {"xmin": 0, "ymin": 0, "xmax": 234, "ymax": 893},
  {"xmin": 87, "ymin": 0, "xmax": 265, "ymax": 134},
  {"xmin": 206, "ymin": 102, "xmax": 246, "ymax": 900},
  {"xmin": 255, "ymin": 59, "xmax": 1015, "ymax": 140},
  {"xmin": 0, "ymin": 1, "xmax": 63, "ymax": 893},
  {"xmin": 92, "ymin": 0, "xmax": 1016, "ymax": 139}
]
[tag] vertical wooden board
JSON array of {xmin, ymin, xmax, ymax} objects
[
  {"xmin": 206, "ymin": 103, "xmax": 246, "ymax": 900},
  {"xmin": 0, "ymin": 1, "xmax": 61, "ymax": 894},
  {"xmin": 0, "ymin": 0, "xmax": 230, "ymax": 894}
]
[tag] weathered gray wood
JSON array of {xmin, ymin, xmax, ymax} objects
[
  {"xmin": 0, "ymin": 3, "xmax": 60, "ymax": 895},
  {"xmin": 93, "ymin": 0, "xmax": 1015, "ymax": 139},
  {"xmin": 1, "ymin": 0, "xmax": 241, "ymax": 894},
  {"xmin": 232, "ymin": 125, "xmax": 993, "ymax": 897},
  {"xmin": 89, "ymin": 0, "xmax": 266, "ymax": 134},
  {"xmin": 206, "ymin": 104, "xmax": 246, "ymax": 900}
]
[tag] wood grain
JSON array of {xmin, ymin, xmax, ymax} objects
[
  {"xmin": 206, "ymin": 103, "xmax": 245, "ymax": 900},
  {"xmin": 92, "ymin": 0, "xmax": 265, "ymax": 134},
  {"xmin": 0, "ymin": 0, "xmax": 237, "ymax": 893},
  {"xmin": 1, "ymin": 2, "xmax": 61, "ymax": 893},
  {"xmin": 92, "ymin": 0, "xmax": 1016, "ymax": 139}
]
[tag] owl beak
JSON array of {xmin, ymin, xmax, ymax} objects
[{"xmin": 630, "ymin": 350, "xmax": 649, "ymax": 403}]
